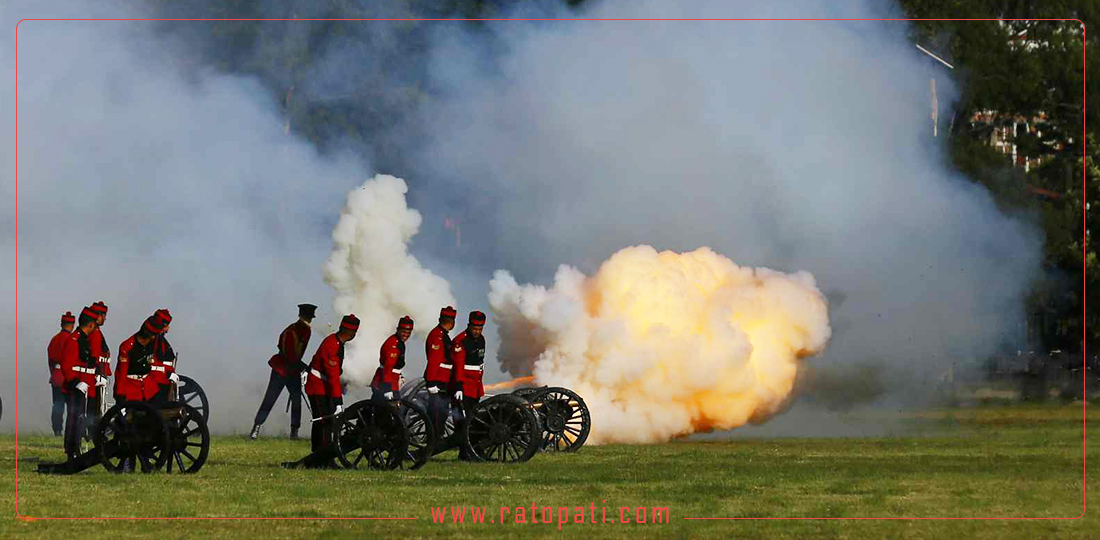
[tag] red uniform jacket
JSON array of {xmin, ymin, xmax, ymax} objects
[
  {"xmin": 423, "ymin": 325, "xmax": 453, "ymax": 385},
  {"xmin": 60, "ymin": 328, "xmax": 98, "ymax": 398},
  {"xmin": 449, "ymin": 331, "xmax": 486, "ymax": 399},
  {"xmin": 90, "ymin": 327, "xmax": 113, "ymax": 377},
  {"xmin": 147, "ymin": 335, "xmax": 176, "ymax": 387},
  {"xmin": 304, "ymin": 333, "xmax": 344, "ymax": 399},
  {"xmin": 47, "ymin": 330, "xmax": 70, "ymax": 387},
  {"xmin": 267, "ymin": 320, "xmax": 312, "ymax": 377},
  {"xmin": 113, "ymin": 334, "xmax": 161, "ymax": 402},
  {"xmin": 371, "ymin": 334, "xmax": 406, "ymax": 390}
]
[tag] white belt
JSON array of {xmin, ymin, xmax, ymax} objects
[
  {"xmin": 464, "ymin": 365, "xmax": 483, "ymax": 372},
  {"xmin": 128, "ymin": 374, "xmax": 147, "ymax": 380},
  {"xmin": 150, "ymin": 366, "xmax": 166, "ymax": 372},
  {"xmin": 72, "ymin": 366, "xmax": 96, "ymax": 374},
  {"xmin": 52, "ymin": 363, "xmax": 61, "ymax": 370},
  {"xmin": 310, "ymin": 368, "xmax": 328, "ymax": 381},
  {"xmin": 391, "ymin": 368, "xmax": 403, "ymax": 374},
  {"xmin": 162, "ymin": 361, "xmax": 175, "ymax": 367},
  {"xmin": 99, "ymin": 356, "xmax": 110, "ymax": 363},
  {"xmin": 437, "ymin": 363, "xmax": 453, "ymax": 369}
]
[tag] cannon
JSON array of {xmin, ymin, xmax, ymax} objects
[
  {"xmin": 403, "ymin": 377, "xmax": 590, "ymax": 462},
  {"xmin": 40, "ymin": 373, "xmax": 211, "ymax": 475},
  {"xmin": 283, "ymin": 397, "xmax": 432, "ymax": 471},
  {"xmin": 37, "ymin": 399, "xmax": 210, "ymax": 475}
]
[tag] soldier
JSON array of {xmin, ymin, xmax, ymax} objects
[
  {"xmin": 423, "ymin": 306, "xmax": 457, "ymax": 436},
  {"xmin": 372, "ymin": 316, "xmax": 413, "ymax": 402},
  {"xmin": 87, "ymin": 302, "xmax": 111, "ymax": 428},
  {"xmin": 47, "ymin": 311, "xmax": 75, "ymax": 436},
  {"xmin": 450, "ymin": 311, "xmax": 487, "ymax": 460},
  {"xmin": 148, "ymin": 309, "xmax": 179, "ymax": 406},
  {"xmin": 113, "ymin": 315, "xmax": 166, "ymax": 472},
  {"xmin": 59, "ymin": 306, "xmax": 100, "ymax": 461},
  {"xmin": 114, "ymin": 316, "xmax": 166, "ymax": 404},
  {"xmin": 251, "ymin": 303, "xmax": 317, "ymax": 440},
  {"xmin": 304, "ymin": 314, "xmax": 358, "ymax": 467}
]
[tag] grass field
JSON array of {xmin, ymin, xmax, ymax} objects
[{"xmin": 2, "ymin": 402, "xmax": 1095, "ymax": 539}]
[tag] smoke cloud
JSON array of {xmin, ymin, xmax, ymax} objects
[
  {"xmin": 3, "ymin": 0, "xmax": 1043, "ymax": 440},
  {"xmin": 323, "ymin": 174, "xmax": 456, "ymax": 383},
  {"xmin": 490, "ymin": 246, "xmax": 831, "ymax": 443}
]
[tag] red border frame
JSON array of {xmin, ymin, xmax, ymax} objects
[{"xmin": 12, "ymin": 16, "xmax": 1086, "ymax": 523}]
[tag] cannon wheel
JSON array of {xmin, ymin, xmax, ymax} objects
[
  {"xmin": 95, "ymin": 401, "xmax": 171, "ymax": 473},
  {"xmin": 397, "ymin": 397, "xmax": 434, "ymax": 470},
  {"xmin": 531, "ymin": 387, "xmax": 591, "ymax": 452},
  {"xmin": 162, "ymin": 402, "xmax": 210, "ymax": 474},
  {"xmin": 333, "ymin": 400, "xmax": 408, "ymax": 471},
  {"xmin": 405, "ymin": 377, "xmax": 427, "ymax": 399},
  {"xmin": 177, "ymin": 375, "xmax": 209, "ymax": 422},
  {"xmin": 463, "ymin": 394, "xmax": 541, "ymax": 463}
]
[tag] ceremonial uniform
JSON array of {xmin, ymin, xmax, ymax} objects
[
  {"xmin": 47, "ymin": 312, "xmax": 74, "ymax": 436},
  {"xmin": 450, "ymin": 311, "xmax": 487, "ymax": 460},
  {"xmin": 372, "ymin": 316, "xmax": 413, "ymax": 402},
  {"xmin": 305, "ymin": 314, "xmax": 358, "ymax": 460},
  {"xmin": 87, "ymin": 302, "xmax": 111, "ymax": 429},
  {"xmin": 60, "ymin": 307, "xmax": 100, "ymax": 459},
  {"xmin": 148, "ymin": 309, "xmax": 176, "ymax": 405},
  {"xmin": 251, "ymin": 304, "xmax": 315, "ymax": 439},
  {"xmin": 423, "ymin": 306, "xmax": 457, "ymax": 435},
  {"xmin": 114, "ymin": 329, "xmax": 161, "ymax": 402},
  {"xmin": 450, "ymin": 331, "xmax": 486, "ymax": 400}
]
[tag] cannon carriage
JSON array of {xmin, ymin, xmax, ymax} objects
[
  {"xmin": 403, "ymin": 377, "xmax": 591, "ymax": 462},
  {"xmin": 38, "ymin": 376, "xmax": 211, "ymax": 475}
]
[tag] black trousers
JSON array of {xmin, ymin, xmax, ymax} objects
[
  {"xmin": 425, "ymin": 382, "xmax": 450, "ymax": 438},
  {"xmin": 308, "ymin": 395, "xmax": 335, "ymax": 456},
  {"xmin": 51, "ymin": 386, "xmax": 66, "ymax": 435},
  {"xmin": 254, "ymin": 370, "xmax": 302, "ymax": 429},
  {"xmin": 456, "ymin": 395, "xmax": 479, "ymax": 458},
  {"xmin": 63, "ymin": 391, "xmax": 88, "ymax": 459}
]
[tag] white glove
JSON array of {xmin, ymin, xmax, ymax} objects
[
  {"xmin": 95, "ymin": 375, "xmax": 108, "ymax": 387},
  {"xmin": 427, "ymin": 385, "xmax": 439, "ymax": 394},
  {"xmin": 300, "ymin": 371, "xmax": 308, "ymax": 386},
  {"xmin": 382, "ymin": 391, "xmax": 393, "ymax": 400},
  {"xmin": 168, "ymin": 372, "xmax": 180, "ymax": 384},
  {"xmin": 119, "ymin": 407, "xmax": 127, "ymax": 416},
  {"xmin": 334, "ymin": 405, "xmax": 343, "ymax": 416},
  {"xmin": 75, "ymin": 381, "xmax": 89, "ymax": 395},
  {"xmin": 454, "ymin": 390, "xmax": 463, "ymax": 401},
  {"xmin": 399, "ymin": 374, "xmax": 406, "ymax": 388}
]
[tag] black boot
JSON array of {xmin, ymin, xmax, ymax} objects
[{"xmin": 289, "ymin": 427, "xmax": 300, "ymax": 440}]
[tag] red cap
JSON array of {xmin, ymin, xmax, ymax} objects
[
  {"xmin": 90, "ymin": 302, "xmax": 108, "ymax": 316},
  {"xmin": 80, "ymin": 306, "xmax": 99, "ymax": 320},
  {"xmin": 143, "ymin": 316, "xmax": 165, "ymax": 335},
  {"xmin": 397, "ymin": 316, "xmax": 414, "ymax": 330},
  {"xmin": 469, "ymin": 311, "xmax": 486, "ymax": 326},
  {"xmin": 340, "ymin": 314, "xmax": 360, "ymax": 332},
  {"xmin": 440, "ymin": 306, "xmax": 457, "ymax": 319},
  {"xmin": 154, "ymin": 309, "xmax": 172, "ymax": 325},
  {"xmin": 61, "ymin": 311, "xmax": 75, "ymax": 325}
]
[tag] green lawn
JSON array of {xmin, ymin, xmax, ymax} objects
[{"xmin": 2, "ymin": 403, "xmax": 1095, "ymax": 539}]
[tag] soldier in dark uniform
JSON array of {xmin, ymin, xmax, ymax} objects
[
  {"xmin": 303, "ymin": 314, "xmax": 358, "ymax": 467},
  {"xmin": 251, "ymin": 303, "xmax": 316, "ymax": 440},
  {"xmin": 450, "ymin": 311, "xmax": 487, "ymax": 460},
  {"xmin": 59, "ymin": 307, "xmax": 100, "ymax": 461},
  {"xmin": 47, "ymin": 311, "xmax": 75, "ymax": 436},
  {"xmin": 423, "ymin": 307, "xmax": 457, "ymax": 437},
  {"xmin": 372, "ymin": 316, "xmax": 413, "ymax": 402}
]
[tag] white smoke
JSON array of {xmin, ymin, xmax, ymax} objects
[
  {"xmin": 490, "ymin": 245, "xmax": 831, "ymax": 443},
  {"xmin": 323, "ymin": 174, "xmax": 456, "ymax": 384}
]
